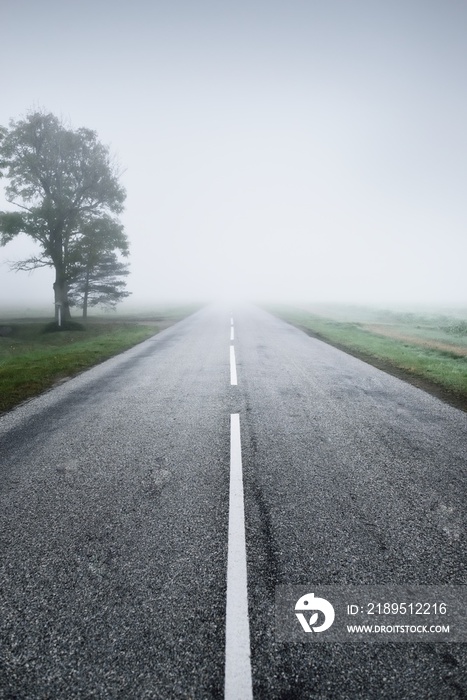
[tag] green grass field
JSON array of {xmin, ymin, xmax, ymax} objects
[
  {"xmin": 269, "ymin": 304, "xmax": 467, "ymax": 411},
  {"xmin": 0, "ymin": 307, "xmax": 198, "ymax": 414}
]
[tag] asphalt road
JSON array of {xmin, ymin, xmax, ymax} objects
[{"xmin": 0, "ymin": 305, "xmax": 465, "ymax": 699}]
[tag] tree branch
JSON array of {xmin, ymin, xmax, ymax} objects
[
  {"xmin": 6, "ymin": 199, "xmax": 34, "ymax": 213},
  {"xmin": 8, "ymin": 256, "xmax": 53, "ymax": 272}
]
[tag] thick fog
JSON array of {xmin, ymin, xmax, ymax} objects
[{"xmin": 1, "ymin": 0, "xmax": 466, "ymax": 310}]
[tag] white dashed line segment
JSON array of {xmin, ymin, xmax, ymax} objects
[
  {"xmin": 225, "ymin": 414, "xmax": 253, "ymax": 700},
  {"xmin": 230, "ymin": 346, "xmax": 237, "ymax": 386}
]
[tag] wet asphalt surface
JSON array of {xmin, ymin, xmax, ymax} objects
[{"xmin": 0, "ymin": 305, "xmax": 466, "ymax": 699}]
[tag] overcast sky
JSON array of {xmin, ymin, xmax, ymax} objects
[{"xmin": 1, "ymin": 0, "xmax": 466, "ymax": 309}]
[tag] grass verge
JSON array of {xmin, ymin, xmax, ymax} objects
[
  {"xmin": 0, "ymin": 308, "xmax": 196, "ymax": 415},
  {"xmin": 269, "ymin": 306, "xmax": 467, "ymax": 412}
]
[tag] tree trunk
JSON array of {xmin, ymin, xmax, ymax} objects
[
  {"xmin": 82, "ymin": 265, "xmax": 90, "ymax": 319},
  {"xmin": 53, "ymin": 266, "xmax": 71, "ymax": 324}
]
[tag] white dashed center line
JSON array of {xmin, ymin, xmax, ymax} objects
[
  {"xmin": 230, "ymin": 346, "xmax": 237, "ymax": 386},
  {"xmin": 230, "ymin": 326, "xmax": 234, "ymax": 342},
  {"xmin": 225, "ymin": 414, "xmax": 253, "ymax": 700}
]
